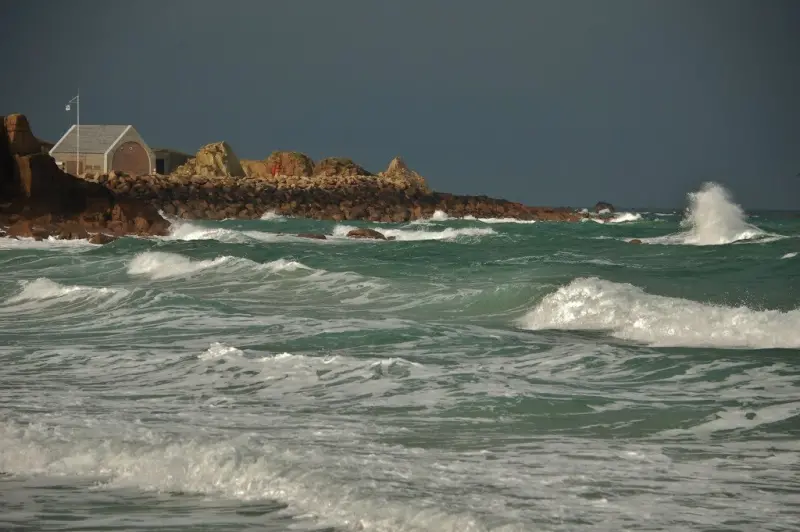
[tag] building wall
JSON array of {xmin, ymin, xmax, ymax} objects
[
  {"xmin": 55, "ymin": 153, "xmax": 105, "ymax": 175},
  {"xmin": 105, "ymin": 127, "xmax": 155, "ymax": 174},
  {"xmin": 154, "ymin": 150, "xmax": 191, "ymax": 174}
]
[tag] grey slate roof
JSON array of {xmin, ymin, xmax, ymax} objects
[{"xmin": 50, "ymin": 125, "xmax": 130, "ymax": 154}]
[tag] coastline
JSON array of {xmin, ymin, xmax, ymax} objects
[
  {"xmin": 1, "ymin": 113, "xmax": 595, "ymax": 243},
  {"xmin": 84, "ymin": 171, "xmax": 584, "ymax": 224}
]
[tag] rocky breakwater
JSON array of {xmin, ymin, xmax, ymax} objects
[
  {"xmin": 83, "ymin": 141, "xmax": 582, "ymax": 223},
  {"xmin": 0, "ymin": 114, "xmax": 169, "ymax": 243}
]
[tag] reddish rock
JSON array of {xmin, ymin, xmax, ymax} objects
[
  {"xmin": 264, "ymin": 151, "xmax": 315, "ymax": 177},
  {"xmin": 4, "ymin": 114, "xmax": 41, "ymax": 156},
  {"xmin": 314, "ymin": 157, "xmax": 371, "ymax": 178},
  {"xmin": 629, "ymin": 238, "xmax": 643, "ymax": 244},
  {"xmin": 88, "ymin": 233, "xmax": 117, "ymax": 245},
  {"xmin": 57, "ymin": 222, "xmax": 89, "ymax": 240}
]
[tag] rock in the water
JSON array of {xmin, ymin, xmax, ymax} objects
[
  {"xmin": 346, "ymin": 227, "xmax": 386, "ymax": 240},
  {"xmin": 89, "ymin": 233, "xmax": 117, "ymax": 245},
  {"xmin": 57, "ymin": 222, "xmax": 89, "ymax": 240},
  {"xmin": 296, "ymin": 232, "xmax": 327, "ymax": 240},
  {"xmin": 629, "ymin": 238, "xmax": 642, "ymax": 244},
  {"xmin": 264, "ymin": 151, "xmax": 315, "ymax": 177},
  {"xmin": 314, "ymin": 157, "xmax": 371, "ymax": 178},
  {"xmin": 594, "ymin": 201, "xmax": 615, "ymax": 213},
  {"xmin": 172, "ymin": 141, "xmax": 244, "ymax": 178},
  {"xmin": 380, "ymin": 156, "xmax": 430, "ymax": 193}
]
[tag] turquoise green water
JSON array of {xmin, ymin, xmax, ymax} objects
[{"xmin": 1, "ymin": 184, "xmax": 799, "ymax": 531}]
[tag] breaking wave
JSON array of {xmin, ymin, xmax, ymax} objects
[
  {"xmin": 782, "ymin": 252, "xmax": 797, "ymax": 260},
  {"xmin": 0, "ymin": 418, "xmax": 486, "ymax": 532},
  {"xmin": 517, "ymin": 277, "xmax": 800, "ymax": 349},
  {"xmin": 4, "ymin": 278, "xmax": 126, "ymax": 304},
  {"xmin": 641, "ymin": 182, "xmax": 778, "ymax": 245},
  {"xmin": 128, "ymin": 251, "xmax": 311, "ymax": 280},
  {"xmin": 462, "ymin": 215, "xmax": 537, "ymax": 224},
  {"xmin": 332, "ymin": 224, "xmax": 495, "ymax": 241},
  {"xmin": 260, "ymin": 210, "xmax": 286, "ymax": 221}
]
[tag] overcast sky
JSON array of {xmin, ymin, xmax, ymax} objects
[{"xmin": 1, "ymin": 0, "xmax": 798, "ymax": 209}]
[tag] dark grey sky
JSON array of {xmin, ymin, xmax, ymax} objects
[{"xmin": 2, "ymin": 0, "xmax": 798, "ymax": 209}]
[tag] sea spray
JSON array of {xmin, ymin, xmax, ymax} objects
[{"xmin": 637, "ymin": 182, "xmax": 781, "ymax": 245}]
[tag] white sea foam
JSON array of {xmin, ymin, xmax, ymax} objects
[
  {"xmin": 518, "ymin": 277, "xmax": 800, "ymax": 349},
  {"xmin": 198, "ymin": 342, "xmax": 246, "ymax": 360},
  {"xmin": 607, "ymin": 212, "xmax": 643, "ymax": 224},
  {"xmin": 260, "ymin": 210, "xmax": 286, "ymax": 221},
  {"xmin": 332, "ymin": 224, "xmax": 495, "ymax": 241},
  {"xmin": 642, "ymin": 183, "xmax": 778, "ymax": 246},
  {"xmin": 430, "ymin": 209, "xmax": 450, "ymax": 221},
  {"xmin": 0, "ymin": 421, "xmax": 490, "ymax": 532},
  {"xmin": 5, "ymin": 278, "xmax": 125, "ymax": 304},
  {"xmin": 0, "ymin": 235, "xmax": 97, "ymax": 250},
  {"xmin": 781, "ymin": 252, "xmax": 797, "ymax": 260},
  {"xmin": 587, "ymin": 212, "xmax": 643, "ymax": 224},
  {"xmin": 473, "ymin": 217, "xmax": 537, "ymax": 225},
  {"xmin": 128, "ymin": 251, "xmax": 312, "ymax": 280}
]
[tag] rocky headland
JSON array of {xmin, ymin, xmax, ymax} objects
[
  {"xmin": 1, "ymin": 113, "xmax": 610, "ymax": 243},
  {"xmin": 80, "ymin": 140, "xmax": 584, "ymax": 224},
  {"xmin": 0, "ymin": 114, "xmax": 169, "ymax": 242}
]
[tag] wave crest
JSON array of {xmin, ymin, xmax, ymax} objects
[
  {"xmin": 517, "ymin": 277, "xmax": 800, "ymax": 349},
  {"xmin": 128, "ymin": 252, "xmax": 311, "ymax": 280},
  {"xmin": 6, "ymin": 278, "xmax": 125, "ymax": 304}
]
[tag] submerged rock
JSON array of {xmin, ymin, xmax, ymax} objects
[
  {"xmin": 346, "ymin": 228, "xmax": 386, "ymax": 240},
  {"xmin": 296, "ymin": 232, "xmax": 327, "ymax": 240},
  {"xmin": 89, "ymin": 233, "xmax": 118, "ymax": 245}
]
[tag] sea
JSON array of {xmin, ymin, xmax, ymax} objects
[{"xmin": 1, "ymin": 182, "xmax": 798, "ymax": 532}]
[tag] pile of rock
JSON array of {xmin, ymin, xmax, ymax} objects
[
  {"xmin": 0, "ymin": 114, "xmax": 170, "ymax": 242},
  {"xmin": 172, "ymin": 141, "xmax": 245, "ymax": 178},
  {"xmin": 240, "ymin": 150, "xmax": 430, "ymax": 194},
  {"xmin": 78, "ymin": 168, "xmax": 582, "ymax": 223}
]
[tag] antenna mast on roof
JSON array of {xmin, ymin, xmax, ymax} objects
[{"xmin": 66, "ymin": 91, "xmax": 80, "ymax": 174}]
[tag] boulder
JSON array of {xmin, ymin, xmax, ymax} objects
[
  {"xmin": 314, "ymin": 157, "xmax": 371, "ymax": 178},
  {"xmin": 172, "ymin": 141, "xmax": 244, "ymax": 178},
  {"xmin": 89, "ymin": 233, "xmax": 117, "ymax": 245},
  {"xmin": 57, "ymin": 222, "xmax": 89, "ymax": 240},
  {"xmin": 296, "ymin": 232, "xmax": 327, "ymax": 240},
  {"xmin": 264, "ymin": 151, "xmax": 315, "ymax": 177},
  {"xmin": 346, "ymin": 227, "xmax": 386, "ymax": 240},
  {"xmin": 628, "ymin": 238, "xmax": 643, "ymax": 245},
  {"xmin": 380, "ymin": 156, "xmax": 430, "ymax": 193},
  {"xmin": 594, "ymin": 201, "xmax": 615, "ymax": 214},
  {"xmin": 241, "ymin": 159, "xmax": 270, "ymax": 179},
  {"xmin": 4, "ymin": 114, "xmax": 41, "ymax": 156}
]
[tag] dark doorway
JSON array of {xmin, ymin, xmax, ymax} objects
[{"xmin": 156, "ymin": 158, "xmax": 165, "ymax": 174}]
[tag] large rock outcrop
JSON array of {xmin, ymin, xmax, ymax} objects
[
  {"xmin": 266, "ymin": 151, "xmax": 315, "ymax": 177},
  {"xmin": 379, "ymin": 156, "xmax": 430, "ymax": 193},
  {"xmin": 313, "ymin": 157, "xmax": 371, "ymax": 178},
  {"xmin": 594, "ymin": 201, "xmax": 615, "ymax": 213},
  {"xmin": 0, "ymin": 114, "xmax": 170, "ymax": 240},
  {"xmin": 172, "ymin": 141, "xmax": 244, "ymax": 178}
]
